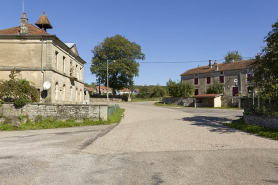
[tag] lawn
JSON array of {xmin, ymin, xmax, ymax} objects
[
  {"xmin": 224, "ymin": 118, "xmax": 278, "ymax": 140},
  {"xmin": 0, "ymin": 108, "xmax": 125, "ymax": 131}
]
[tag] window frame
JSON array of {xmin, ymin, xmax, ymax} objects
[
  {"xmin": 219, "ymin": 75, "xmax": 224, "ymax": 83},
  {"xmin": 207, "ymin": 77, "xmax": 211, "ymax": 84},
  {"xmin": 194, "ymin": 77, "xmax": 199, "ymax": 85},
  {"xmin": 194, "ymin": 89, "xmax": 199, "ymax": 96}
]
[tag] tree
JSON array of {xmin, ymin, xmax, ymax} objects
[
  {"xmin": 184, "ymin": 82, "xmax": 195, "ymax": 97},
  {"xmin": 151, "ymin": 85, "xmax": 166, "ymax": 98},
  {"xmin": 166, "ymin": 79, "xmax": 195, "ymax": 97},
  {"xmin": 224, "ymin": 50, "xmax": 243, "ymax": 63},
  {"xmin": 0, "ymin": 70, "xmax": 39, "ymax": 105},
  {"xmin": 90, "ymin": 34, "xmax": 145, "ymax": 96},
  {"xmin": 206, "ymin": 81, "xmax": 224, "ymax": 94},
  {"xmin": 252, "ymin": 19, "xmax": 278, "ymax": 100},
  {"xmin": 137, "ymin": 85, "xmax": 150, "ymax": 98}
]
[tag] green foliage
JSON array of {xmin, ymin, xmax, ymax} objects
[
  {"xmin": 224, "ymin": 50, "xmax": 243, "ymax": 63},
  {"xmin": 184, "ymin": 83, "xmax": 195, "ymax": 97},
  {"xmin": 14, "ymin": 98, "xmax": 29, "ymax": 107},
  {"xmin": 252, "ymin": 19, "xmax": 278, "ymax": 100},
  {"xmin": 91, "ymin": 34, "xmax": 145, "ymax": 95},
  {"xmin": 166, "ymin": 79, "xmax": 195, "ymax": 97},
  {"xmin": 151, "ymin": 85, "xmax": 166, "ymax": 98},
  {"xmin": 137, "ymin": 85, "xmax": 151, "ymax": 98},
  {"xmin": 224, "ymin": 118, "xmax": 278, "ymax": 140},
  {"xmin": 0, "ymin": 70, "xmax": 39, "ymax": 104},
  {"xmin": 206, "ymin": 81, "xmax": 225, "ymax": 94}
]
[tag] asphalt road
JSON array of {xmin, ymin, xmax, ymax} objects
[{"xmin": 1, "ymin": 102, "xmax": 278, "ymax": 185}]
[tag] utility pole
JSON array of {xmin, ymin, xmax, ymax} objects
[{"xmin": 107, "ymin": 59, "xmax": 109, "ymax": 107}]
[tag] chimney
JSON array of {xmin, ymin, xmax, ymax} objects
[
  {"xmin": 214, "ymin": 60, "xmax": 218, "ymax": 71},
  {"xmin": 209, "ymin": 60, "xmax": 212, "ymax": 69},
  {"xmin": 231, "ymin": 59, "xmax": 235, "ymax": 63},
  {"xmin": 20, "ymin": 12, "xmax": 28, "ymax": 35}
]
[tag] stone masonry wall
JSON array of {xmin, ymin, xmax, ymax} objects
[
  {"xmin": 90, "ymin": 98, "xmax": 122, "ymax": 103},
  {"xmin": 0, "ymin": 103, "xmax": 107, "ymax": 125},
  {"xmin": 243, "ymin": 114, "xmax": 278, "ymax": 129},
  {"xmin": 162, "ymin": 97, "xmax": 194, "ymax": 106}
]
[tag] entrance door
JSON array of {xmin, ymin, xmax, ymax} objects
[{"xmin": 233, "ymin": 87, "xmax": 239, "ymax": 96}]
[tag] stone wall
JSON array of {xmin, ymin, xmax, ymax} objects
[
  {"xmin": 90, "ymin": 98, "xmax": 122, "ymax": 103},
  {"xmin": 243, "ymin": 114, "xmax": 278, "ymax": 129},
  {"xmin": 0, "ymin": 103, "xmax": 107, "ymax": 125},
  {"xmin": 162, "ymin": 97, "xmax": 194, "ymax": 107}
]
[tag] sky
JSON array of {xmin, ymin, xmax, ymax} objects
[{"xmin": 1, "ymin": 0, "xmax": 278, "ymax": 86}]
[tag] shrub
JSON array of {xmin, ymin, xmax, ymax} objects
[
  {"xmin": 166, "ymin": 79, "xmax": 195, "ymax": 97},
  {"xmin": 0, "ymin": 70, "xmax": 39, "ymax": 105},
  {"xmin": 206, "ymin": 81, "xmax": 224, "ymax": 94},
  {"xmin": 14, "ymin": 98, "xmax": 29, "ymax": 107}
]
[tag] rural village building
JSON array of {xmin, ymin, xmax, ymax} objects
[
  {"xmin": 180, "ymin": 59, "xmax": 255, "ymax": 97},
  {"xmin": 0, "ymin": 12, "xmax": 86, "ymax": 104},
  {"xmin": 95, "ymin": 86, "xmax": 112, "ymax": 94},
  {"xmin": 116, "ymin": 88, "xmax": 132, "ymax": 95}
]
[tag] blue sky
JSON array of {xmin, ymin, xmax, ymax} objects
[{"xmin": 1, "ymin": 0, "xmax": 278, "ymax": 86}]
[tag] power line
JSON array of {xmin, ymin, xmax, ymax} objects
[{"xmin": 83, "ymin": 57, "xmax": 254, "ymax": 67}]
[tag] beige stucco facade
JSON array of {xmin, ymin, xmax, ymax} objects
[{"xmin": 0, "ymin": 35, "xmax": 86, "ymax": 104}]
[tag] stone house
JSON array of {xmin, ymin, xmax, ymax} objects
[
  {"xmin": 180, "ymin": 59, "xmax": 255, "ymax": 97},
  {"xmin": 0, "ymin": 12, "xmax": 86, "ymax": 104}
]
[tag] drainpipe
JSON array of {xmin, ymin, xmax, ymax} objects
[
  {"xmin": 239, "ymin": 69, "xmax": 242, "ymax": 108},
  {"xmin": 41, "ymin": 36, "xmax": 44, "ymax": 102}
]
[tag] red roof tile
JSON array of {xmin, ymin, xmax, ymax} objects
[
  {"xmin": 35, "ymin": 12, "xmax": 53, "ymax": 29},
  {"xmin": 181, "ymin": 59, "xmax": 255, "ymax": 76},
  {"xmin": 119, "ymin": 88, "xmax": 131, "ymax": 92},
  {"xmin": 96, "ymin": 86, "xmax": 112, "ymax": 92},
  {"xmin": 0, "ymin": 24, "xmax": 50, "ymax": 35}
]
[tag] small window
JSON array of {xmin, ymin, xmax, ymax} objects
[
  {"xmin": 55, "ymin": 51, "xmax": 58, "ymax": 69},
  {"xmin": 219, "ymin": 76, "xmax": 224, "ymax": 83},
  {"xmin": 220, "ymin": 71, "xmax": 224, "ymax": 75},
  {"xmin": 194, "ymin": 74, "xmax": 198, "ymax": 77},
  {"xmin": 195, "ymin": 89, "xmax": 199, "ymax": 95},
  {"xmin": 63, "ymin": 57, "xmax": 66, "ymax": 73},
  {"xmin": 207, "ymin": 77, "xmax": 211, "ymax": 84},
  {"xmin": 194, "ymin": 78, "xmax": 198, "ymax": 85}
]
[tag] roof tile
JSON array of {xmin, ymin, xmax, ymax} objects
[
  {"xmin": 0, "ymin": 24, "xmax": 50, "ymax": 35},
  {"xmin": 181, "ymin": 59, "xmax": 255, "ymax": 76}
]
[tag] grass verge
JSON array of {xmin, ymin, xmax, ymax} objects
[
  {"xmin": 0, "ymin": 108, "xmax": 125, "ymax": 131},
  {"xmin": 130, "ymin": 97, "xmax": 162, "ymax": 102},
  {"xmin": 224, "ymin": 118, "xmax": 278, "ymax": 140},
  {"xmin": 154, "ymin": 102, "xmax": 243, "ymax": 110}
]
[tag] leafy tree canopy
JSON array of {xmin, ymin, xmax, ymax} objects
[
  {"xmin": 206, "ymin": 81, "xmax": 224, "ymax": 94},
  {"xmin": 166, "ymin": 79, "xmax": 195, "ymax": 97},
  {"xmin": 90, "ymin": 34, "xmax": 145, "ymax": 95},
  {"xmin": 224, "ymin": 50, "xmax": 243, "ymax": 63},
  {"xmin": 252, "ymin": 19, "xmax": 278, "ymax": 100}
]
